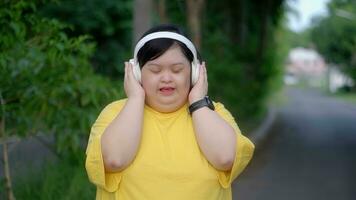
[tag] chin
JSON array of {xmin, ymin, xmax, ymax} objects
[
  {"xmin": 152, "ymin": 99, "xmax": 187, "ymax": 113},
  {"xmin": 156, "ymin": 102, "xmax": 180, "ymax": 113}
]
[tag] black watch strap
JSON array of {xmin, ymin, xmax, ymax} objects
[{"xmin": 189, "ymin": 96, "xmax": 215, "ymax": 114}]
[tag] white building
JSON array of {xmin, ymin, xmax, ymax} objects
[
  {"xmin": 328, "ymin": 66, "xmax": 354, "ymax": 93},
  {"xmin": 285, "ymin": 47, "xmax": 353, "ymax": 92},
  {"xmin": 286, "ymin": 47, "xmax": 326, "ymax": 77}
]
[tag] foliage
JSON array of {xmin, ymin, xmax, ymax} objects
[
  {"xmin": 0, "ymin": 1, "xmax": 123, "ymax": 159},
  {"xmin": 310, "ymin": 0, "xmax": 356, "ymax": 88},
  {"xmin": 39, "ymin": 0, "xmax": 133, "ymax": 78},
  {"xmin": 201, "ymin": 0, "xmax": 285, "ymax": 121},
  {"xmin": 31, "ymin": 0, "xmax": 288, "ymax": 124},
  {"xmin": 280, "ymin": 27, "xmax": 312, "ymax": 50},
  {"xmin": 274, "ymin": 0, "xmax": 312, "ymax": 60}
]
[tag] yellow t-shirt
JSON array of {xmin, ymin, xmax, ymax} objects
[{"xmin": 85, "ymin": 99, "xmax": 254, "ymax": 200}]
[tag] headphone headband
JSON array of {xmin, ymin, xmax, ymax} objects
[{"xmin": 133, "ymin": 31, "xmax": 198, "ymax": 65}]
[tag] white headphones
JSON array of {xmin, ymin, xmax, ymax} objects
[{"xmin": 129, "ymin": 31, "xmax": 200, "ymax": 85}]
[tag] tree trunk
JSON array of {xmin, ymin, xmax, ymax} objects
[
  {"xmin": 2, "ymin": 142, "xmax": 16, "ymax": 200},
  {"xmin": 0, "ymin": 93, "xmax": 16, "ymax": 200},
  {"xmin": 256, "ymin": 0, "xmax": 271, "ymax": 66},
  {"xmin": 186, "ymin": 0, "xmax": 205, "ymax": 50},
  {"xmin": 157, "ymin": 0, "xmax": 168, "ymax": 23},
  {"xmin": 237, "ymin": 0, "xmax": 247, "ymax": 46},
  {"xmin": 133, "ymin": 0, "xmax": 153, "ymax": 44}
]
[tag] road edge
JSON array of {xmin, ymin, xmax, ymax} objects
[{"xmin": 249, "ymin": 106, "xmax": 277, "ymax": 147}]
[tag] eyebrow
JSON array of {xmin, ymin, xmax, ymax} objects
[{"xmin": 146, "ymin": 62, "xmax": 186, "ymax": 67}]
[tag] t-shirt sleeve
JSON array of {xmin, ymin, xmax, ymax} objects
[
  {"xmin": 213, "ymin": 102, "xmax": 255, "ymax": 188},
  {"xmin": 85, "ymin": 99, "xmax": 126, "ymax": 192}
]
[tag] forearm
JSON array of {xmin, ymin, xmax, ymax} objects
[
  {"xmin": 101, "ymin": 98, "xmax": 144, "ymax": 172},
  {"xmin": 192, "ymin": 107, "xmax": 236, "ymax": 171}
]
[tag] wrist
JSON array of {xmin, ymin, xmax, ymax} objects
[
  {"xmin": 188, "ymin": 96, "xmax": 215, "ymax": 114},
  {"xmin": 189, "ymin": 96, "xmax": 204, "ymax": 105}
]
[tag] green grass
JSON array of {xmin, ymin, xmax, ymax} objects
[
  {"xmin": 332, "ymin": 92, "xmax": 356, "ymax": 104},
  {"xmin": 1, "ymin": 157, "xmax": 96, "ymax": 200}
]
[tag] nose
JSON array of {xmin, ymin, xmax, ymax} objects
[{"xmin": 160, "ymin": 70, "xmax": 173, "ymax": 83}]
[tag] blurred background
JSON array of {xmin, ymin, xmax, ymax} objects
[{"xmin": 0, "ymin": 0, "xmax": 355, "ymax": 199}]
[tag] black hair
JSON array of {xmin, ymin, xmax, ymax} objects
[{"xmin": 136, "ymin": 24, "xmax": 201, "ymax": 68}]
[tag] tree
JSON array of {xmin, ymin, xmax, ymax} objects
[
  {"xmin": 310, "ymin": 0, "xmax": 356, "ymax": 89},
  {"xmin": 186, "ymin": 0, "xmax": 205, "ymax": 50},
  {"xmin": 133, "ymin": 0, "xmax": 153, "ymax": 43},
  {"xmin": 203, "ymin": 0, "xmax": 285, "ymax": 120},
  {"xmin": 0, "ymin": 1, "xmax": 122, "ymax": 198},
  {"xmin": 40, "ymin": 0, "xmax": 133, "ymax": 78},
  {"xmin": 156, "ymin": 0, "xmax": 168, "ymax": 23}
]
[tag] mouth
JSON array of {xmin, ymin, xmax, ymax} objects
[{"xmin": 159, "ymin": 87, "xmax": 175, "ymax": 95}]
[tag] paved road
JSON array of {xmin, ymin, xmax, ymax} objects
[{"xmin": 233, "ymin": 88, "xmax": 356, "ymax": 200}]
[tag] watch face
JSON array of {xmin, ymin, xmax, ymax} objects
[
  {"xmin": 206, "ymin": 97, "xmax": 212, "ymax": 105},
  {"xmin": 205, "ymin": 96, "xmax": 215, "ymax": 110}
]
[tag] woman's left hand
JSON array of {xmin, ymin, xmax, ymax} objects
[{"xmin": 188, "ymin": 62, "xmax": 208, "ymax": 104}]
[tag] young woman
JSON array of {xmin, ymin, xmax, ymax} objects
[{"xmin": 85, "ymin": 24, "xmax": 254, "ymax": 200}]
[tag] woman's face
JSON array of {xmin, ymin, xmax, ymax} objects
[{"xmin": 141, "ymin": 44, "xmax": 191, "ymax": 113}]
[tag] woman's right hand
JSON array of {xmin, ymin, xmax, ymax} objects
[{"xmin": 124, "ymin": 62, "xmax": 145, "ymax": 100}]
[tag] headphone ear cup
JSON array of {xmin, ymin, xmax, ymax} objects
[
  {"xmin": 129, "ymin": 59, "xmax": 141, "ymax": 83},
  {"xmin": 191, "ymin": 62, "xmax": 199, "ymax": 85}
]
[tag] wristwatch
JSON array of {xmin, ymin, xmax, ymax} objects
[{"xmin": 189, "ymin": 96, "xmax": 215, "ymax": 114}]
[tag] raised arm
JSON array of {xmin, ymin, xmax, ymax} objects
[
  {"xmin": 189, "ymin": 63, "xmax": 236, "ymax": 171},
  {"xmin": 101, "ymin": 62, "xmax": 145, "ymax": 172},
  {"xmin": 191, "ymin": 106, "xmax": 236, "ymax": 171}
]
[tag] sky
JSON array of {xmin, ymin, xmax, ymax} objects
[{"xmin": 287, "ymin": 0, "xmax": 331, "ymax": 32}]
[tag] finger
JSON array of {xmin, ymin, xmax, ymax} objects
[
  {"xmin": 128, "ymin": 62, "xmax": 136, "ymax": 81},
  {"xmin": 199, "ymin": 62, "xmax": 206, "ymax": 84},
  {"xmin": 197, "ymin": 63, "xmax": 204, "ymax": 84},
  {"xmin": 125, "ymin": 62, "xmax": 133, "ymax": 82},
  {"xmin": 124, "ymin": 62, "xmax": 128, "ymax": 80},
  {"xmin": 203, "ymin": 62, "xmax": 207, "ymax": 83},
  {"xmin": 124, "ymin": 62, "xmax": 128, "ymax": 95}
]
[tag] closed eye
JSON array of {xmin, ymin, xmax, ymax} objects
[
  {"xmin": 146, "ymin": 64, "xmax": 161, "ymax": 73},
  {"xmin": 172, "ymin": 66, "xmax": 184, "ymax": 73},
  {"xmin": 150, "ymin": 68, "xmax": 161, "ymax": 73}
]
